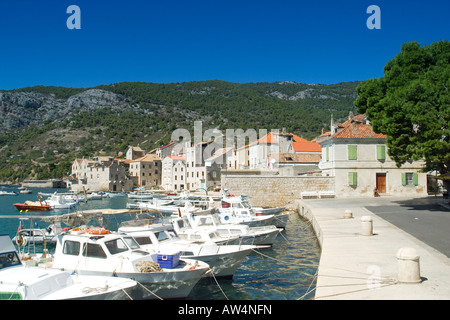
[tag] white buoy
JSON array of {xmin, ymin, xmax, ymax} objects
[
  {"xmin": 397, "ymin": 248, "xmax": 421, "ymax": 283},
  {"xmin": 361, "ymin": 216, "xmax": 373, "ymax": 236}
]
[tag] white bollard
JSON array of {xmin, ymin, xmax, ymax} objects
[
  {"xmin": 344, "ymin": 209, "xmax": 353, "ymax": 219},
  {"xmin": 397, "ymin": 248, "xmax": 421, "ymax": 283},
  {"xmin": 361, "ymin": 216, "xmax": 373, "ymax": 236}
]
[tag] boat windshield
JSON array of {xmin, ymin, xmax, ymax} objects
[
  {"xmin": 104, "ymin": 238, "xmax": 130, "ymax": 255},
  {"xmin": 0, "ymin": 252, "xmax": 21, "ymax": 270},
  {"xmin": 241, "ymin": 201, "xmax": 251, "ymax": 208},
  {"xmin": 122, "ymin": 236, "xmax": 141, "ymax": 250}
]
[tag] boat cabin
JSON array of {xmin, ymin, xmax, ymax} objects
[{"xmin": 52, "ymin": 231, "xmax": 154, "ymax": 273}]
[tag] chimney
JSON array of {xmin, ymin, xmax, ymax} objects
[{"xmin": 349, "ymin": 111, "xmax": 354, "ymax": 120}]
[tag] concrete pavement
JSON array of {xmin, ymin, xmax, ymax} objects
[{"xmin": 295, "ymin": 196, "xmax": 450, "ymax": 300}]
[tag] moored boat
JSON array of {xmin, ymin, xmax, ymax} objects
[
  {"xmin": 0, "ymin": 234, "xmax": 138, "ymax": 300},
  {"xmin": 14, "ymin": 200, "xmax": 51, "ymax": 211},
  {"xmin": 49, "ymin": 229, "xmax": 210, "ymax": 299},
  {"xmin": 119, "ymin": 223, "xmax": 256, "ymax": 278}
]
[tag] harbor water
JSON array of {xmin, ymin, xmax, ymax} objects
[{"xmin": 0, "ymin": 187, "xmax": 321, "ymax": 300}]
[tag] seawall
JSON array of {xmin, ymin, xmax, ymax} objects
[{"xmin": 221, "ymin": 174, "xmax": 334, "ymax": 207}]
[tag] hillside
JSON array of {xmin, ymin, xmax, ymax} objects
[{"xmin": 0, "ymin": 80, "xmax": 359, "ymax": 183}]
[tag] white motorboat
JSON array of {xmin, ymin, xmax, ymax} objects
[
  {"xmin": 12, "ymin": 223, "xmax": 62, "ymax": 245},
  {"xmin": 118, "ymin": 223, "xmax": 256, "ymax": 278},
  {"xmin": 218, "ymin": 196, "xmax": 275, "ymax": 227},
  {"xmin": 127, "ymin": 193, "xmax": 154, "ymax": 200},
  {"xmin": 104, "ymin": 192, "xmax": 126, "ymax": 198},
  {"xmin": 43, "ymin": 193, "xmax": 76, "ymax": 209},
  {"xmin": 173, "ymin": 212, "xmax": 282, "ymax": 246},
  {"xmin": 0, "ymin": 234, "xmax": 138, "ymax": 300},
  {"xmin": 0, "ymin": 190, "xmax": 17, "ymax": 196},
  {"xmin": 87, "ymin": 192, "xmax": 103, "ymax": 200},
  {"xmin": 121, "ymin": 217, "xmax": 241, "ymax": 246},
  {"xmin": 50, "ymin": 229, "xmax": 210, "ymax": 299},
  {"xmin": 221, "ymin": 195, "xmax": 289, "ymax": 228}
]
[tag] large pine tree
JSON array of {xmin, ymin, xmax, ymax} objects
[{"xmin": 355, "ymin": 41, "xmax": 450, "ymax": 183}]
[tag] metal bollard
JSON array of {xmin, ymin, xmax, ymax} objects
[
  {"xmin": 361, "ymin": 216, "xmax": 373, "ymax": 236},
  {"xmin": 397, "ymin": 248, "xmax": 421, "ymax": 283}
]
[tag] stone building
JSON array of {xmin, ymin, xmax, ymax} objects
[
  {"xmin": 68, "ymin": 156, "xmax": 132, "ymax": 192},
  {"xmin": 128, "ymin": 153, "xmax": 162, "ymax": 189}
]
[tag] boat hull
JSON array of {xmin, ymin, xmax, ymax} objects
[
  {"xmin": 14, "ymin": 204, "xmax": 50, "ymax": 211},
  {"xmin": 67, "ymin": 266, "xmax": 208, "ymax": 300}
]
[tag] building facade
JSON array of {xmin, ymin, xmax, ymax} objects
[
  {"xmin": 319, "ymin": 114, "xmax": 428, "ymax": 197},
  {"xmin": 128, "ymin": 154, "xmax": 162, "ymax": 189},
  {"xmin": 69, "ymin": 156, "xmax": 132, "ymax": 192},
  {"xmin": 161, "ymin": 156, "xmax": 186, "ymax": 191}
]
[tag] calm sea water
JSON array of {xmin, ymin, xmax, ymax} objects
[{"xmin": 0, "ymin": 187, "xmax": 320, "ymax": 300}]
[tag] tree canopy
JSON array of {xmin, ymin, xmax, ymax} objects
[{"xmin": 355, "ymin": 41, "xmax": 450, "ymax": 175}]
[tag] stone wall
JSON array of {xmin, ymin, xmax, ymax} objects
[{"xmin": 221, "ymin": 173, "xmax": 334, "ymax": 207}]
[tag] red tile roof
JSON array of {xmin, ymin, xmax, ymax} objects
[
  {"xmin": 332, "ymin": 114, "xmax": 386, "ymax": 139},
  {"xmin": 168, "ymin": 155, "xmax": 186, "ymax": 161},
  {"xmin": 291, "ymin": 140, "xmax": 322, "ymax": 152}
]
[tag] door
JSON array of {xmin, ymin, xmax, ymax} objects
[{"xmin": 376, "ymin": 173, "xmax": 386, "ymax": 194}]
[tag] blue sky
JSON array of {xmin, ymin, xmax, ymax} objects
[{"xmin": 0, "ymin": 0, "xmax": 448, "ymax": 89}]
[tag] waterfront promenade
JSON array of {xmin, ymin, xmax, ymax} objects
[{"xmin": 296, "ymin": 196, "xmax": 450, "ymax": 300}]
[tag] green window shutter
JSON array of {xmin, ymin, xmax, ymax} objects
[
  {"xmin": 376, "ymin": 145, "xmax": 386, "ymax": 161},
  {"xmin": 401, "ymin": 173, "xmax": 406, "ymax": 186},
  {"xmin": 413, "ymin": 173, "xmax": 419, "ymax": 186},
  {"xmin": 348, "ymin": 145, "xmax": 357, "ymax": 160},
  {"xmin": 348, "ymin": 172, "xmax": 357, "ymax": 186},
  {"xmin": 326, "ymin": 147, "xmax": 329, "ymax": 161}
]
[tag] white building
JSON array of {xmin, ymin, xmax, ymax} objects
[
  {"xmin": 161, "ymin": 156, "xmax": 187, "ymax": 191},
  {"xmin": 319, "ymin": 114, "xmax": 428, "ymax": 197}
]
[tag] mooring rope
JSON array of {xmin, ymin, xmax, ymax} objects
[
  {"xmin": 208, "ymin": 268, "xmax": 229, "ymax": 300},
  {"xmin": 136, "ymin": 281, "xmax": 164, "ymax": 300}
]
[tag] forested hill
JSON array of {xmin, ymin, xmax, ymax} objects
[{"xmin": 0, "ymin": 80, "xmax": 359, "ymax": 182}]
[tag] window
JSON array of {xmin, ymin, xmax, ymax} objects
[
  {"xmin": 326, "ymin": 147, "xmax": 329, "ymax": 161},
  {"xmin": 63, "ymin": 240, "xmax": 80, "ymax": 256},
  {"xmin": 348, "ymin": 145, "xmax": 357, "ymax": 160},
  {"xmin": 105, "ymin": 238, "xmax": 129, "ymax": 255},
  {"xmin": 154, "ymin": 231, "xmax": 170, "ymax": 241},
  {"xmin": 377, "ymin": 145, "xmax": 386, "ymax": 161},
  {"xmin": 134, "ymin": 236, "xmax": 152, "ymax": 245},
  {"xmin": 0, "ymin": 252, "xmax": 21, "ymax": 269},
  {"xmin": 82, "ymin": 243, "xmax": 107, "ymax": 259},
  {"xmin": 402, "ymin": 172, "xmax": 418, "ymax": 186},
  {"xmin": 348, "ymin": 172, "xmax": 358, "ymax": 187},
  {"xmin": 122, "ymin": 237, "xmax": 140, "ymax": 250}
]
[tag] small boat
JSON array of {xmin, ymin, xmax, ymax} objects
[
  {"xmin": 19, "ymin": 188, "xmax": 32, "ymax": 194},
  {"xmin": 0, "ymin": 190, "xmax": 18, "ymax": 196},
  {"xmin": 172, "ymin": 213, "xmax": 282, "ymax": 246},
  {"xmin": 127, "ymin": 193, "xmax": 154, "ymax": 200},
  {"xmin": 87, "ymin": 192, "xmax": 102, "ymax": 200},
  {"xmin": 50, "ymin": 229, "xmax": 210, "ymax": 299},
  {"xmin": 12, "ymin": 223, "xmax": 62, "ymax": 245},
  {"xmin": 222, "ymin": 194, "xmax": 289, "ymax": 228},
  {"xmin": 119, "ymin": 222, "xmax": 256, "ymax": 278},
  {"xmin": 14, "ymin": 200, "xmax": 51, "ymax": 211},
  {"xmin": 44, "ymin": 193, "xmax": 76, "ymax": 209},
  {"xmin": 0, "ymin": 234, "xmax": 138, "ymax": 300}
]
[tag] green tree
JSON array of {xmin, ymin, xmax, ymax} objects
[{"xmin": 355, "ymin": 41, "xmax": 450, "ymax": 178}]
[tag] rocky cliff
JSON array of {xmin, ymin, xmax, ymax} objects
[{"xmin": 0, "ymin": 89, "xmax": 131, "ymax": 132}]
